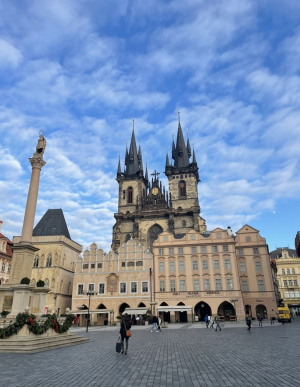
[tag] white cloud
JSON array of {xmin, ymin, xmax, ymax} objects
[{"xmin": 0, "ymin": 38, "xmax": 22, "ymax": 68}]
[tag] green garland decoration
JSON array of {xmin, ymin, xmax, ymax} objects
[{"xmin": 0, "ymin": 313, "xmax": 75, "ymax": 339}]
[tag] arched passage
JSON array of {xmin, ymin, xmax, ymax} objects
[
  {"xmin": 177, "ymin": 302, "xmax": 187, "ymax": 323},
  {"xmin": 97, "ymin": 303, "xmax": 108, "ymax": 326},
  {"xmin": 138, "ymin": 302, "xmax": 146, "ymax": 307},
  {"xmin": 194, "ymin": 301, "xmax": 211, "ymax": 321},
  {"xmin": 159, "ymin": 302, "xmax": 170, "ymax": 323},
  {"xmin": 97, "ymin": 303, "xmax": 107, "ymax": 309},
  {"xmin": 256, "ymin": 304, "xmax": 268, "ymax": 319},
  {"xmin": 119, "ymin": 302, "xmax": 130, "ymax": 315},
  {"xmin": 245, "ymin": 304, "xmax": 252, "ymax": 317},
  {"xmin": 217, "ymin": 301, "xmax": 235, "ymax": 321}
]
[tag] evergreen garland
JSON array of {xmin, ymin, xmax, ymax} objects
[{"xmin": 0, "ymin": 313, "xmax": 75, "ymax": 339}]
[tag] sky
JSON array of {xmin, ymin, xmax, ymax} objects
[{"xmin": 0, "ymin": 0, "xmax": 300, "ymax": 253}]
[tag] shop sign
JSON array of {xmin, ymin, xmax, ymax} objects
[
  {"xmin": 186, "ymin": 292, "xmax": 199, "ymax": 297},
  {"xmin": 206, "ymin": 291, "xmax": 220, "ymax": 295},
  {"xmin": 173, "ymin": 292, "xmax": 180, "ymax": 296}
]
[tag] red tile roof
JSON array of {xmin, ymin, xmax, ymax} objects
[{"xmin": 0, "ymin": 233, "xmax": 13, "ymax": 257}]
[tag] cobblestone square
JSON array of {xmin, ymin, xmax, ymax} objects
[{"xmin": 1, "ymin": 320, "xmax": 299, "ymax": 387}]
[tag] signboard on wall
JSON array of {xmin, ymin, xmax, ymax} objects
[{"xmin": 2, "ymin": 296, "xmax": 13, "ymax": 310}]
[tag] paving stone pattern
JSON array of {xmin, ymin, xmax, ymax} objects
[{"xmin": 1, "ymin": 319, "xmax": 300, "ymax": 387}]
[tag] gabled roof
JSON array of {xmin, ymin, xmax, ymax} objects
[
  {"xmin": 236, "ymin": 224, "xmax": 259, "ymax": 233},
  {"xmin": 33, "ymin": 209, "xmax": 71, "ymax": 239}
]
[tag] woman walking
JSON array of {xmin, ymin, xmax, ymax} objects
[{"xmin": 119, "ymin": 313, "xmax": 132, "ymax": 355}]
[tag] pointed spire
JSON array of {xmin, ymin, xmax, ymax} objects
[
  {"xmin": 166, "ymin": 148, "xmax": 170, "ymax": 167},
  {"xmin": 145, "ymin": 162, "xmax": 148, "ymax": 181},
  {"xmin": 192, "ymin": 148, "xmax": 197, "ymax": 164},
  {"xmin": 187, "ymin": 129, "xmax": 191, "ymax": 158},
  {"xmin": 127, "ymin": 119, "xmax": 140, "ymax": 175},
  {"xmin": 172, "ymin": 134, "xmax": 176, "ymax": 160},
  {"xmin": 117, "ymin": 154, "xmax": 121, "ymax": 175},
  {"xmin": 174, "ymin": 113, "xmax": 190, "ymax": 168},
  {"xmin": 138, "ymin": 142, "xmax": 143, "ymax": 170}
]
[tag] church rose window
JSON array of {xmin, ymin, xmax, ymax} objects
[{"xmin": 128, "ymin": 187, "xmax": 133, "ymax": 203}]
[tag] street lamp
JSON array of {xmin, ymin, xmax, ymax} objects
[
  {"xmin": 230, "ymin": 299, "xmax": 238, "ymax": 322},
  {"xmin": 150, "ymin": 302, "xmax": 157, "ymax": 316},
  {"xmin": 82, "ymin": 290, "xmax": 98, "ymax": 332}
]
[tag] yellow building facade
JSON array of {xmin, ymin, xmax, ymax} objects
[
  {"xmin": 71, "ymin": 239, "xmax": 153, "ymax": 326},
  {"xmin": 271, "ymin": 248, "xmax": 300, "ymax": 315}
]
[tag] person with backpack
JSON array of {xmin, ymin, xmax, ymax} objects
[
  {"xmin": 119, "ymin": 313, "xmax": 132, "ymax": 355},
  {"xmin": 214, "ymin": 314, "xmax": 221, "ymax": 331},
  {"xmin": 246, "ymin": 314, "xmax": 251, "ymax": 332},
  {"xmin": 151, "ymin": 315, "xmax": 158, "ymax": 332},
  {"xmin": 204, "ymin": 314, "xmax": 209, "ymax": 328}
]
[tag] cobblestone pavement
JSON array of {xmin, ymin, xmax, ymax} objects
[{"xmin": 1, "ymin": 318, "xmax": 300, "ymax": 387}]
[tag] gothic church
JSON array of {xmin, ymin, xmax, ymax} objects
[{"xmin": 112, "ymin": 118, "xmax": 206, "ymax": 252}]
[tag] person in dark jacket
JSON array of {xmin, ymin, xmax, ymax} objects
[
  {"xmin": 246, "ymin": 314, "xmax": 251, "ymax": 332},
  {"xmin": 151, "ymin": 315, "xmax": 158, "ymax": 332},
  {"xmin": 119, "ymin": 314, "xmax": 132, "ymax": 355}
]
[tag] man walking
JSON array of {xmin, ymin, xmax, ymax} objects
[
  {"xmin": 204, "ymin": 314, "xmax": 209, "ymax": 328},
  {"xmin": 151, "ymin": 315, "xmax": 158, "ymax": 332},
  {"xmin": 258, "ymin": 314, "xmax": 263, "ymax": 327},
  {"xmin": 246, "ymin": 314, "xmax": 251, "ymax": 332},
  {"xmin": 214, "ymin": 314, "xmax": 221, "ymax": 331},
  {"xmin": 209, "ymin": 315, "xmax": 214, "ymax": 329}
]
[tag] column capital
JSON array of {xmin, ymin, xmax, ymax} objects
[{"xmin": 29, "ymin": 157, "xmax": 46, "ymax": 170}]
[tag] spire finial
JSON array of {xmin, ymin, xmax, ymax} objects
[
  {"xmin": 132, "ymin": 117, "xmax": 134, "ymax": 131},
  {"xmin": 178, "ymin": 110, "xmax": 180, "ymax": 123}
]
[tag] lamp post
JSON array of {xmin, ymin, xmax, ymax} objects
[
  {"xmin": 230, "ymin": 299, "xmax": 238, "ymax": 322},
  {"xmin": 150, "ymin": 302, "xmax": 157, "ymax": 316},
  {"xmin": 82, "ymin": 290, "xmax": 98, "ymax": 332}
]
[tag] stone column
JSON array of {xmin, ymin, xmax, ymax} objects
[{"xmin": 20, "ymin": 157, "xmax": 46, "ymax": 244}]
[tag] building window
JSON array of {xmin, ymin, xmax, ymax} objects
[
  {"xmin": 291, "ymin": 291, "xmax": 295, "ymax": 298},
  {"xmin": 190, "ymin": 234, "xmax": 195, "ymax": 240},
  {"xmin": 283, "ymin": 280, "xmax": 287, "ymax": 286},
  {"xmin": 7, "ymin": 264, "xmax": 11, "ymax": 274},
  {"xmin": 202, "ymin": 260, "xmax": 208, "ymax": 270},
  {"xmin": 46, "ymin": 254, "xmax": 52, "ymax": 267},
  {"xmin": 192, "ymin": 261, "xmax": 198, "ymax": 270},
  {"xmin": 98, "ymin": 263, "xmax": 102, "ymax": 269},
  {"xmin": 178, "ymin": 247, "xmax": 184, "ymax": 254},
  {"xmin": 255, "ymin": 261, "xmax": 262, "ymax": 271},
  {"xmin": 201, "ymin": 246, "xmax": 207, "ymax": 253},
  {"xmin": 78, "ymin": 284, "xmax": 84, "ymax": 295},
  {"xmin": 159, "ymin": 262, "xmax": 165, "ymax": 272},
  {"xmin": 289, "ymin": 280, "xmax": 292, "ymax": 286},
  {"xmin": 193, "ymin": 279, "xmax": 200, "ymax": 291},
  {"xmin": 226, "ymin": 279, "xmax": 233, "ymax": 290},
  {"xmin": 182, "ymin": 220, "xmax": 186, "ymax": 227},
  {"xmin": 215, "ymin": 279, "xmax": 222, "ymax": 290},
  {"xmin": 169, "ymin": 248, "xmax": 174, "ymax": 255},
  {"xmin": 122, "ymin": 190, "xmax": 125, "ymax": 199},
  {"xmin": 216, "ymin": 233, "xmax": 221, "ymax": 239},
  {"xmin": 179, "ymin": 261, "xmax": 185, "ymax": 271},
  {"xmin": 287, "ymin": 269, "xmax": 290, "ymax": 274},
  {"xmin": 131, "ymin": 282, "xmax": 137, "ymax": 293},
  {"xmin": 121, "ymin": 262, "xmax": 125, "ymax": 267},
  {"xmin": 242, "ymin": 281, "xmax": 248, "ymax": 291},
  {"xmin": 99, "ymin": 283, "xmax": 105, "ymax": 294},
  {"xmin": 88, "ymin": 283, "xmax": 95, "ymax": 292},
  {"xmin": 204, "ymin": 279, "xmax": 210, "ymax": 291},
  {"xmin": 285, "ymin": 291, "xmax": 290, "ymax": 298},
  {"xmin": 224, "ymin": 259, "xmax": 231, "ymax": 269},
  {"xmin": 127, "ymin": 261, "xmax": 134, "ymax": 267},
  {"xmin": 83, "ymin": 264, "xmax": 89, "ymax": 269},
  {"xmin": 253, "ymin": 248, "xmax": 259, "ymax": 254},
  {"xmin": 223, "ymin": 245, "xmax": 228, "ymax": 252},
  {"xmin": 120, "ymin": 282, "xmax": 127, "ymax": 293},
  {"xmin": 258, "ymin": 280, "xmax": 265, "ymax": 291},
  {"xmin": 180, "ymin": 280, "xmax": 186, "ymax": 291},
  {"xmin": 169, "ymin": 261, "xmax": 175, "ymax": 271},
  {"xmin": 246, "ymin": 236, "xmax": 251, "ymax": 242},
  {"xmin": 91, "ymin": 264, "xmax": 95, "ymax": 269},
  {"xmin": 179, "ymin": 181, "xmax": 186, "ymax": 197},
  {"xmin": 294, "ymin": 280, "xmax": 298, "ymax": 286},
  {"xmin": 213, "ymin": 260, "xmax": 220, "ymax": 270},
  {"xmin": 159, "ymin": 280, "xmax": 165, "ymax": 292},
  {"xmin": 33, "ymin": 256, "xmax": 39, "ymax": 268},
  {"xmin": 142, "ymin": 282, "xmax": 149, "ymax": 293},
  {"xmin": 238, "ymin": 249, "xmax": 244, "ymax": 255},
  {"xmin": 239, "ymin": 262, "xmax": 246, "ymax": 272},
  {"xmin": 191, "ymin": 246, "xmax": 197, "ymax": 254},
  {"xmin": 296, "ymin": 291, "xmax": 300, "ymax": 298},
  {"xmin": 159, "ymin": 248, "xmax": 164, "ymax": 255},
  {"xmin": 282, "ymin": 269, "xmax": 285, "ymax": 274},
  {"xmin": 292, "ymin": 269, "xmax": 296, "ymax": 274},
  {"xmin": 136, "ymin": 261, "xmax": 143, "ymax": 266},
  {"xmin": 170, "ymin": 280, "xmax": 176, "ymax": 291},
  {"xmin": 212, "ymin": 246, "xmax": 218, "ymax": 253},
  {"xmin": 128, "ymin": 187, "xmax": 133, "ymax": 204}
]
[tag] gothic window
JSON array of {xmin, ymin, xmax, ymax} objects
[
  {"xmin": 182, "ymin": 220, "xmax": 186, "ymax": 227},
  {"xmin": 8, "ymin": 264, "xmax": 11, "ymax": 274},
  {"xmin": 44, "ymin": 278, "xmax": 49, "ymax": 288},
  {"xmin": 128, "ymin": 187, "xmax": 133, "ymax": 204},
  {"xmin": 46, "ymin": 254, "xmax": 52, "ymax": 267},
  {"xmin": 179, "ymin": 181, "xmax": 186, "ymax": 197},
  {"xmin": 33, "ymin": 255, "xmax": 39, "ymax": 268},
  {"xmin": 1, "ymin": 262, "xmax": 5, "ymax": 273}
]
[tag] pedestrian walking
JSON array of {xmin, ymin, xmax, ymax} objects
[
  {"xmin": 270, "ymin": 317, "xmax": 274, "ymax": 325},
  {"xmin": 151, "ymin": 315, "xmax": 158, "ymax": 332},
  {"xmin": 246, "ymin": 314, "xmax": 251, "ymax": 332},
  {"xmin": 119, "ymin": 313, "xmax": 132, "ymax": 355},
  {"xmin": 76, "ymin": 315, "xmax": 79, "ymax": 327},
  {"xmin": 209, "ymin": 315, "xmax": 214, "ymax": 329},
  {"xmin": 214, "ymin": 315, "xmax": 221, "ymax": 331},
  {"xmin": 157, "ymin": 316, "xmax": 162, "ymax": 332},
  {"xmin": 258, "ymin": 314, "xmax": 263, "ymax": 327},
  {"xmin": 204, "ymin": 314, "xmax": 209, "ymax": 328}
]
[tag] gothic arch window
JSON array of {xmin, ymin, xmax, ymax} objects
[
  {"xmin": 68, "ymin": 282, "xmax": 71, "ymax": 295},
  {"xmin": 179, "ymin": 180, "xmax": 186, "ymax": 197},
  {"xmin": 51, "ymin": 278, "xmax": 55, "ymax": 290},
  {"xmin": 182, "ymin": 220, "xmax": 186, "ymax": 227},
  {"xmin": 44, "ymin": 278, "xmax": 49, "ymax": 288},
  {"xmin": 125, "ymin": 234, "xmax": 131, "ymax": 243},
  {"xmin": 1, "ymin": 262, "xmax": 5, "ymax": 273},
  {"xmin": 46, "ymin": 254, "xmax": 52, "ymax": 267},
  {"xmin": 128, "ymin": 187, "xmax": 133, "ymax": 204},
  {"xmin": 148, "ymin": 224, "xmax": 163, "ymax": 252},
  {"xmin": 7, "ymin": 264, "xmax": 11, "ymax": 274},
  {"xmin": 33, "ymin": 255, "xmax": 39, "ymax": 268}
]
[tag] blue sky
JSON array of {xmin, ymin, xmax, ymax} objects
[{"xmin": 0, "ymin": 0, "xmax": 300, "ymax": 253}]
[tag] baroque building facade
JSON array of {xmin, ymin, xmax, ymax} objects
[
  {"xmin": 0, "ymin": 221, "xmax": 13, "ymax": 285},
  {"xmin": 13, "ymin": 209, "xmax": 82, "ymax": 315},
  {"xmin": 270, "ymin": 247, "xmax": 300, "ymax": 315},
  {"xmin": 112, "ymin": 119, "xmax": 206, "ymax": 253},
  {"xmin": 71, "ymin": 239, "xmax": 153, "ymax": 326}
]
